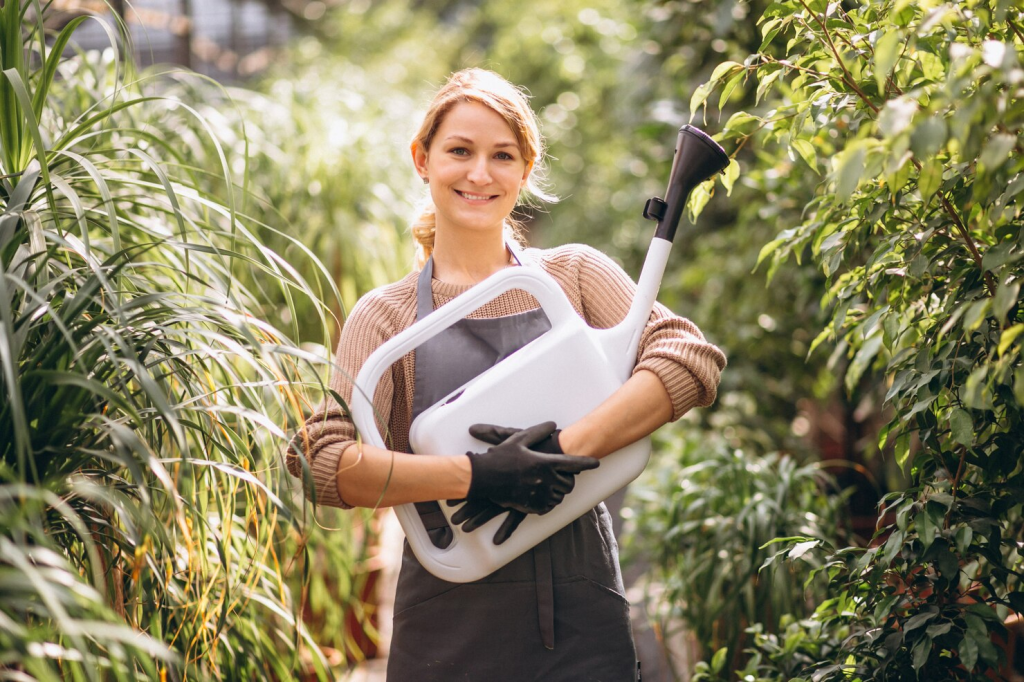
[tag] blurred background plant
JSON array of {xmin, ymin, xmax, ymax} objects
[
  {"xmin": 627, "ymin": 433, "xmax": 847, "ymax": 676},
  {"xmin": 0, "ymin": 2, "xmax": 376, "ymax": 678}
]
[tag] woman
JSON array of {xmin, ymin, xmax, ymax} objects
[{"xmin": 288, "ymin": 68, "xmax": 726, "ymax": 681}]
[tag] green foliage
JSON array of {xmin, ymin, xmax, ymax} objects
[
  {"xmin": 629, "ymin": 433, "xmax": 844, "ymax": 668},
  {"xmin": 0, "ymin": 4, "xmax": 372, "ymax": 678},
  {"xmin": 692, "ymin": 0, "xmax": 1024, "ymax": 676}
]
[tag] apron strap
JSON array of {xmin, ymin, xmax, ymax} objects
[
  {"xmin": 414, "ymin": 501, "xmax": 453, "ymax": 549},
  {"xmin": 534, "ymin": 538, "xmax": 555, "ymax": 649},
  {"xmin": 416, "ymin": 255, "xmax": 436, "ymax": 320}
]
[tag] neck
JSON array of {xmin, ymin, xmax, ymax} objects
[{"xmin": 430, "ymin": 226, "xmax": 513, "ymax": 286}]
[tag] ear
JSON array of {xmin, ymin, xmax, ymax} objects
[
  {"xmin": 411, "ymin": 141, "xmax": 429, "ymax": 181},
  {"xmin": 521, "ymin": 159, "xmax": 533, "ymax": 186}
]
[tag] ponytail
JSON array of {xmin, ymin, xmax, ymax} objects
[{"xmin": 412, "ymin": 202, "xmax": 437, "ymax": 269}]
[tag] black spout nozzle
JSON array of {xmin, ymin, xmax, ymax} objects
[{"xmin": 646, "ymin": 125, "xmax": 730, "ymax": 243}]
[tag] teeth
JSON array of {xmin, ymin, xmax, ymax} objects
[{"xmin": 458, "ymin": 190, "xmax": 492, "ymax": 201}]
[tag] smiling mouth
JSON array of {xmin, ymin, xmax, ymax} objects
[{"xmin": 455, "ymin": 189, "xmax": 498, "ymax": 202}]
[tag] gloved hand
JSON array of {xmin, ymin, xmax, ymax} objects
[
  {"xmin": 449, "ymin": 422, "xmax": 596, "ymax": 545},
  {"xmin": 470, "ymin": 424, "xmax": 564, "ymax": 454}
]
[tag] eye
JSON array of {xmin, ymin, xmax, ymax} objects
[
  {"xmin": 495, "ymin": 151, "xmax": 515, "ymax": 161},
  {"xmin": 449, "ymin": 147, "xmax": 469, "ymax": 156}
]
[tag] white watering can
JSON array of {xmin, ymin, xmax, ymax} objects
[{"xmin": 351, "ymin": 125, "xmax": 730, "ymax": 583}]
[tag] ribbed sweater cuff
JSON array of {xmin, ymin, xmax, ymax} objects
[
  {"xmin": 635, "ymin": 357, "xmax": 702, "ymax": 421},
  {"xmin": 295, "ymin": 439, "xmax": 353, "ymax": 509}
]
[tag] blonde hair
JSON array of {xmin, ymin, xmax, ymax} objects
[{"xmin": 411, "ymin": 68, "xmax": 555, "ymax": 267}]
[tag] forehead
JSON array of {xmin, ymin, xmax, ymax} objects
[{"xmin": 436, "ymin": 101, "xmax": 519, "ymax": 146}]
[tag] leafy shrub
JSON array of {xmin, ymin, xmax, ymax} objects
[{"xmin": 690, "ymin": 0, "xmax": 1024, "ymax": 677}]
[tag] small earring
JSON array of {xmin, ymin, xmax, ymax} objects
[{"xmin": 422, "ymin": 176, "xmax": 429, "ymax": 184}]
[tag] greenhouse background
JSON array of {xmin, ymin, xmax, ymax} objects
[{"xmin": 1, "ymin": 0, "xmax": 1022, "ymax": 679}]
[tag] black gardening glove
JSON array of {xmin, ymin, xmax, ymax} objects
[{"xmin": 449, "ymin": 422, "xmax": 593, "ymax": 545}]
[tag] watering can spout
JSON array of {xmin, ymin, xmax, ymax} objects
[
  {"xmin": 654, "ymin": 124, "xmax": 732, "ymax": 243},
  {"xmin": 606, "ymin": 125, "xmax": 731, "ymax": 373}
]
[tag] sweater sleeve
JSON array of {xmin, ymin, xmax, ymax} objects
[
  {"xmin": 286, "ymin": 293, "xmax": 398, "ymax": 508},
  {"xmin": 574, "ymin": 244, "xmax": 727, "ymax": 421}
]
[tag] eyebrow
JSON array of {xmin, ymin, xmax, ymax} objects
[{"xmin": 444, "ymin": 135, "xmax": 520, "ymax": 149}]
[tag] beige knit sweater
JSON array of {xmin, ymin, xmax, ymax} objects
[{"xmin": 287, "ymin": 243, "xmax": 727, "ymax": 508}]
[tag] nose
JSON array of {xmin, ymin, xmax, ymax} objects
[{"xmin": 466, "ymin": 156, "xmax": 493, "ymax": 186}]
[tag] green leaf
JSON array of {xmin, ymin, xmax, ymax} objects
[
  {"xmin": 982, "ymin": 242, "xmax": 1019, "ymax": 272},
  {"xmin": 979, "ymin": 133, "xmax": 1015, "ymax": 171},
  {"xmin": 756, "ymin": 238, "xmax": 786, "ymax": 270},
  {"xmin": 955, "ymin": 525, "xmax": 974, "ymax": 554},
  {"xmin": 719, "ymin": 71, "xmax": 745, "ymax": 110},
  {"xmin": 998, "ymin": 324, "xmax": 1024, "ymax": 357},
  {"xmin": 846, "ymin": 334, "xmax": 884, "ymax": 394},
  {"xmin": 905, "ymin": 610, "xmax": 938, "ymax": 632},
  {"xmin": 755, "ymin": 69, "xmax": 783, "ymax": 104},
  {"xmin": 874, "ymin": 593, "xmax": 899, "ymax": 623},
  {"xmin": 792, "ymin": 138, "xmax": 818, "ymax": 172},
  {"xmin": 963, "ymin": 299, "xmax": 990, "ymax": 332},
  {"xmin": 835, "ymin": 143, "xmax": 867, "ymax": 202},
  {"xmin": 936, "ymin": 547, "xmax": 959, "ymax": 580},
  {"xmin": 874, "ymin": 30, "xmax": 903, "ymax": 91},
  {"xmin": 919, "ymin": 507, "xmax": 938, "ymax": 550},
  {"xmin": 912, "ymin": 635, "xmax": 932, "ymax": 670},
  {"xmin": 710, "ymin": 61, "xmax": 743, "ymax": 83},
  {"xmin": 963, "ymin": 366, "xmax": 993, "ymax": 410},
  {"xmin": 1015, "ymin": 367, "xmax": 1024, "ymax": 407},
  {"xmin": 895, "ymin": 431, "xmax": 911, "ymax": 469},
  {"xmin": 960, "ymin": 633, "xmax": 979, "ymax": 670},
  {"xmin": 949, "ymin": 408, "xmax": 973, "ymax": 446},
  {"xmin": 711, "ymin": 646, "xmax": 728, "ymax": 673},
  {"xmin": 687, "ymin": 178, "xmax": 714, "ymax": 222},
  {"xmin": 721, "ymin": 159, "xmax": 740, "ymax": 196},
  {"xmin": 993, "ymin": 280, "xmax": 1020, "ymax": 325},
  {"xmin": 878, "ymin": 97, "xmax": 918, "ymax": 137},
  {"xmin": 918, "ymin": 158, "xmax": 943, "ymax": 202},
  {"xmin": 759, "ymin": 18, "xmax": 784, "ymax": 51},
  {"xmin": 690, "ymin": 81, "xmax": 715, "ymax": 122},
  {"xmin": 788, "ymin": 540, "xmax": 820, "ymax": 559},
  {"xmin": 910, "ymin": 117, "xmax": 947, "ymax": 159}
]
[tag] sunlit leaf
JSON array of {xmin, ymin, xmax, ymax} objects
[
  {"xmin": 834, "ymin": 142, "xmax": 867, "ymax": 202},
  {"xmin": 999, "ymin": 324, "xmax": 1024, "ymax": 358},
  {"xmin": 873, "ymin": 30, "xmax": 903, "ymax": 91}
]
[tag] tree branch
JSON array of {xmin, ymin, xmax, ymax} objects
[
  {"xmin": 938, "ymin": 193, "xmax": 997, "ymax": 296},
  {"xmin": 796, "ymin": 0, "xmax": 879, "ymax": 114},
  {"xmin": 908, "ymin": 158, "xmax": 997, "ymax": 296}
]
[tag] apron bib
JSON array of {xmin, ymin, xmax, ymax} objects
[{"xmin": 386, "ymin": 247, "xmax": 638, "ymax": 682}]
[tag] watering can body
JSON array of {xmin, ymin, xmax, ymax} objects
[{"xmin": 349, "ymin": 124, "xmax": 729, "ymax": 584}]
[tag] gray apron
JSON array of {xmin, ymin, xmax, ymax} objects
[{"xmin": 386, "ymin": 250, "xmax": 638, "ymax": 682}]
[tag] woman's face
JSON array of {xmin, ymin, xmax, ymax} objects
[{"xmin": 413, "ymin": 101, "xmax": 531, "ymax": 238}]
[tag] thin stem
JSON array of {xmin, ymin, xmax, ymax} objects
[
  {"xmin": 907, "ymin": 157, "xmax": 997, "ymax": 296},
  {"xmin": 763, "ymin": 55, "xmax": 831, "ymax": 80},
  {"xmin": 943, "ymin": 446, "xmax": 967, "ymax": 530},
  {"xmin": 1008, "ymin": 18, "xmax": 1024, "ymax": 46},
  {"xmin": 939, "ymin": 193, "xmax": 997, "ymax": 295}
]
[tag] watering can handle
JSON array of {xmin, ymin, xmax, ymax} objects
[{"xmin": 351, "ymin": 266, "xmax": 578, "ymax": 449}]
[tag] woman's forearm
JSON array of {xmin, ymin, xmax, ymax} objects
[
  {"xmin": 558, "ymin": 369, "xmax": 673, "ymax": 459},
  {"xmin": 334, "ymin": 442, "xmax": 472, "ymax": 508}
]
